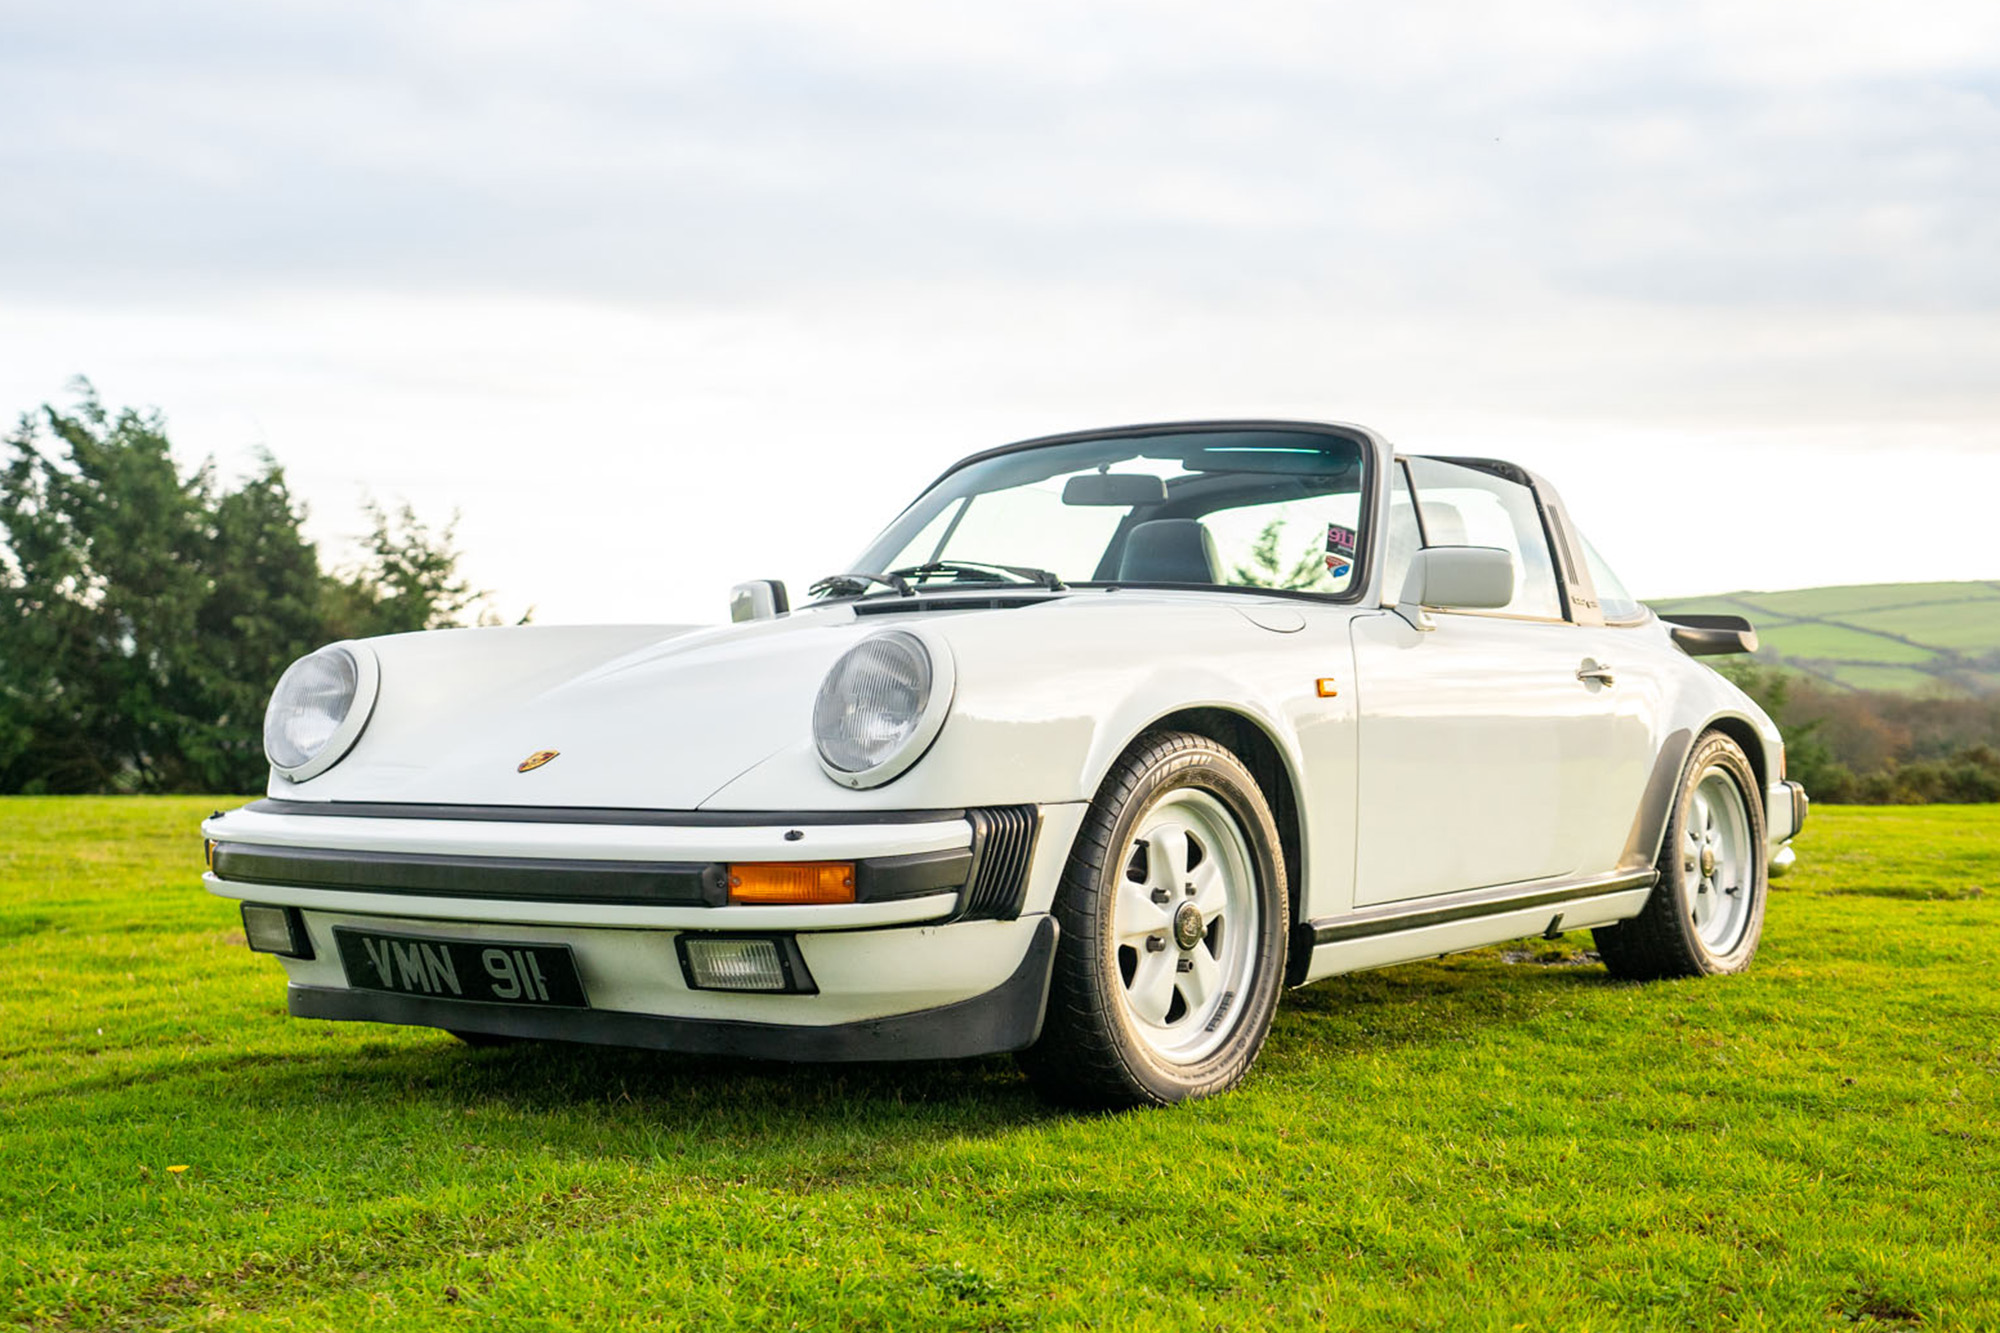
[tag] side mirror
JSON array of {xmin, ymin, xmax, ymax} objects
[
  {"xmin": 1396, "ymin": 547, "xmax": 1514, "ymax": 631},
  {"xmin": 729, "ymin": 579, "xmax": 790, "ymax": 623}
]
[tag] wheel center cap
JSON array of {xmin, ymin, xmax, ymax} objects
[
  {"xmin": 1700, "ymin": 846, "xmax": 1717, "ymax": 879},
  {"xmin": 1172, "ymin": 901, "xmax": 1205, "ymax": 950}
]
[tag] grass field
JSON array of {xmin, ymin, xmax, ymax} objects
[
  {"xmin": 4, "ymin": 798, "xmax": 1997, "ymax": 1330},
  {"xmin": 1650, "ymin": 579, "xmax": 2000, "ymax": 695}
]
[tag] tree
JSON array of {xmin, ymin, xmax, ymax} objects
[
  {"xmin": 1711, "ymin": 659, "xmax": 1852, "ymax": 799},
  {"xmin": 322, "ymin": 501, "xmax": 485, "ymax": 640},
  {"xmin": 0, "ymin": 384, "xmax": 222, "ymax": 791},
  {"xmin": 1232, "ymin": 519, "xmax": 1329, "ymax": 591},
  {"xmin": 0, "ymin": 381, "xmax": 487, "ymax": 794}
]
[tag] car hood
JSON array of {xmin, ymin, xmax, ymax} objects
[
  {"xmin": 274, "ymin": 613, "xmax": 884, "ymax": 808},
  {"xmin": 274, "ymin": 591, "xmax": 1335, "ymax": 811}
]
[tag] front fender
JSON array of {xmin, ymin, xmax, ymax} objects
[{"xmin": 700, "ymin": 598, "xmax": 1326, "ymax": 813}]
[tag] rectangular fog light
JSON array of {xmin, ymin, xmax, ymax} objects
[
  {"xmin": 677, "ymin": 935, "xmax": 815, "ymax": 994},
  {"xmin": 241, "ymin": 903, "xmax": 312, "ymax": 959}
]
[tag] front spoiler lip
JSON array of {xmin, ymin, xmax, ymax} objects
[{"xmin": 287, "ymin": 916, "xmax": 1060, "ymax": 1062}]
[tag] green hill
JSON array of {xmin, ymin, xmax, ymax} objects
[{"xmin": 1649, "ymin": 580, "xmax": 2000, "ymax": 695}]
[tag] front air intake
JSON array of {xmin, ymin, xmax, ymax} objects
[{"xmin": 960, "ymin": 806, "xmax": 1040, "ymax": 921}]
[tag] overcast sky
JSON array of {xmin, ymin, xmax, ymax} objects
[{"xmin": 3, "ymin": 0, "xmax": 1997, "ymax": 624}]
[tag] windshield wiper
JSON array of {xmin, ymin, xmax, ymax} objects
[
  {"xmin": 809, "ymin": 571, "xmax": 914, "ymax": 599},
  {"xmin": 888, "ymin": 560, "xmax": 1067, "ymax": 591}
]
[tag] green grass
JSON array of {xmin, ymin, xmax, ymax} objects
[
  {"xmin": 1652, "ymin": 579, "xmax": 2000, "ymax": 695},
  {"xmin": 1754, "ymin": 622, "xmax": 1937, "ymax": 665},
  {"xmin": 1858, "ymin": 603, "xmax": 2000, "ymax": 654},
  {"xmin": 4, "ymin": 798, "xmax": 1997, "ymax": 1330},
  {"xmin": 1687, "ymin": 581, "xmax": 2000, "ymax": 620},
  {"xmin": 1816, "ymin": 664, "xmax": 1953, "ymax": 694}
]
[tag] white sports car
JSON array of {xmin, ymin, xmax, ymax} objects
[{"xmin": 203, "ymin": 420, "xmax": 1807, "ymax": 1107}]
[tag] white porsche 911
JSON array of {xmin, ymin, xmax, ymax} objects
[{"xmin": 203, "ymin": 420, "xmax": 1807, "ymax": 1107}]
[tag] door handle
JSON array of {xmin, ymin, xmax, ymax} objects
[{"xmin": 1577, "ymin": 659, "xmax": 1616, "ymax": 686}]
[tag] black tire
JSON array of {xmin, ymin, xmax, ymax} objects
[
  {"xmin": 1596, "ymin": 730, "xmax": 1767, "ymax": 980},
  {"xmin": 1017, "ymin": 730, "xmax": 1289, "ymax": 1108}
]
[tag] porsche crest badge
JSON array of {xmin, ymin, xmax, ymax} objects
[{"xmin": 517, "ymin": 750, "xmax": 559, "ymax": 773}]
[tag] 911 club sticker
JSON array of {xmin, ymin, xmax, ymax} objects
[{"xmin": 1325, "ymin": 524, "xmax": 1357, "ymax": 578}]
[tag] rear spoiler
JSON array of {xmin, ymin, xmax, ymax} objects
[{"xmin": 1659, "ymin": 613, "xmax": 1759, "ymax": 657}]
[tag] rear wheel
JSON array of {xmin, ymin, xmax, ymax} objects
[
  {"xmin": 1018, "ymin": 731, "xmax": 1289, "ymax": 1108},
  {"xmin": 1596, "ymin": 730, "xmax": 1767, "ymax": 980}
]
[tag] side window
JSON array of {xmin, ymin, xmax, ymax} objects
[
  {"xmin": 1580, "ymin": 534, "xmax": 1644, "ymax": 622},
  {"xmin": 1404, "ymin": 457, "xmax": 1564, "ymax": 620},
  {"xmin": 1378, "ymin": 462, "xmax": 1421, "ymax": 605}
]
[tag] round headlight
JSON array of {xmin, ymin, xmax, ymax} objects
[
  {"xmin": 263, "ymin": 643, "xmax": 379, "ymax": 781},
  {"xmin": 812, "ymin": 630, "xmax": 954, "ymax": 787}
]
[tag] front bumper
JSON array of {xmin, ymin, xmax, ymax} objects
[
  {"xmin": 290, "ymin": 916, "xmax": 1058, "ymax": 1062},
  {"xmin": 202, "ymin": 799, "xmax": 1084, "ymax": 1057}
]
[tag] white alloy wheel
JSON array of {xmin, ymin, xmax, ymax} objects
[
  {"xmin": 1018, "ymin": 730, "xmax": 1289, "ymax": 1108},
  {"xmin": 1684, "ymin": 769, "xmax": 1754, "ymax": 953},
  {"xmin": 1595, "ymin": 729, "xmax": 1768, "ymax": 980},
  {"xmin": 1112, "ymin": 789, "xmax": 1260, "ymax": 1064}
]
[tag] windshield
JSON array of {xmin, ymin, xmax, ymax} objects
[{"xmin": 840, "ymin": 429, "xmax": 1370, "ymax": 598}]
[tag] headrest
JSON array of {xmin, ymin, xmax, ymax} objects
[{"xmin": 1118, "ymin": 519, "xmax": 1221, "ymax": 584}]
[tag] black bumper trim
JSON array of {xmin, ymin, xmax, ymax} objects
[
  {"xmin": 288, "ymin": 915, "xmax": 1060, "ymax": 1062},
  {"xmin": 215, "ymin": 842, "xmax": 727, "ymax": 906},
  {"xmin": 856, "ymin": 848, "xmax": 976, "ymax": 902},
  {"xmin": 213, "ymin": 843, "xmax": 977, "ymax": 908}
]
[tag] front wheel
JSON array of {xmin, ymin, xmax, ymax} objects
[
  {"xmin": 1596, "ymin": 730, "xmax": 1768, "ymax": 980},
  {"xmin": 1018, "ymin": 731, "xmax": 1289, "ymax": 1108}
]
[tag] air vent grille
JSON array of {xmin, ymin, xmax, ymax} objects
[{"xmin": 961, "ymin": 805, "xmax": 1040, "ymax": 920}]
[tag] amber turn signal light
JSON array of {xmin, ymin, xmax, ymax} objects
[{"xmin": 727, "ymin": 862, "xmax": 856, "ymax": 905}]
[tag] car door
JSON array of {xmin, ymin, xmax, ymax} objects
[
  {"xmin": 1348, "ymin": 457, "xmax": 1609, "ymax": 905},
  {"xmin": 1557, "ymin": 524, "xmax": 1678, "ymax": 875}
]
